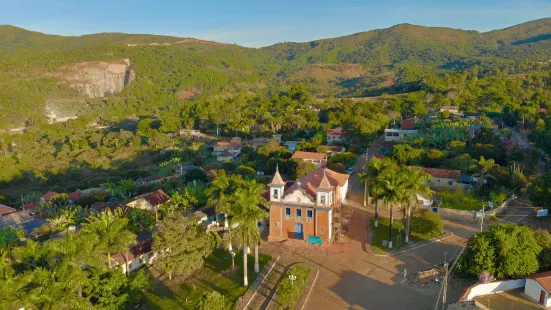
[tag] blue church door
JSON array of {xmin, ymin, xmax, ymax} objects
[{"xmin": 294, "ymin": 223, "xmax": 303, "ymax": 239}]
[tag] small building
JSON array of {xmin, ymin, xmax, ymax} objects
[
  {"xmin": 0, "ymin": 204, "xmax": 16, "ymax": 216},
  {"xmin": 291, "ymin": 151, "xmax": 328, "ymax": 168},
  {"xmin": 41, "ymin": 192, "xmax": 60, "ymax": 203},
  {"xmin": 384, "ymin": 129, "xmax": 418, "ymax": 142},
  {"xmin": 316, "ymin": 145, "xmax": 345, "ymax": 157},
  {"xmin": 22, "ymin": 202, "xmax": 40, "ymax": 215},
  {"xmin": 213, "ymin": 140, "xmax": 241, "ymax": 155},
  {"xmin": 267, "ymin": 167, "xmax": 349, "ymax": 244},
  {"xmin": 217, "ymin": 151, "xmax": 236, "ymax": 162},
  {"xmin": 251, "ymin": 137, "xmax": 272, "ymax": 150},
  {"xmin": 469, "ymin": 124, "xmax": 484, "ymax": 139},
  {"xmin": 179, "ymin": 129, "xmax": 206, "ymax": 139},
  {"xmin": 417, "ymin": 193, "xmax": 434, "ymax": 209},
  {"xmin": 401, "ymin": 117, "xmax": 420, "ymax": 130},
  {"xmin": 272, "ymin": 134, "xmax": 282, "ymax": 143},
  {"xmin": 419, "ymin": 167, "xmax": 462, "ymax": 189},
  {"xmin": 126, "ymin": 190, "xmax": 171, "ymax": 212},
  {"xmin": 0, "ymin": 207, "xmax": 45, "ymax": 234},
  {"xmin": 136, "ymin": 175, "xmax": 178, "ymax": 186},
  {"xmin": 325, "ymin": 127, "xmax": 344, "ymax": 145},
  {"xmin": 440, "ymin": 106, "xmax": 460, "ymax": 114},
  {"xmin": 284, "ymin": 141, "xmax": 300, "ymax": 152},
  {"xmin": 174, "ymin": 164, "xmax": 198, "ymax": 175},
  {"xmin": 112, "ymin": 232, "xmax": 156, "ymax": 274},
  {"xmin": 525, "ymin": 271, "xmax": 551, "ymax": 307},
  {"xmin": 66, "ymin": 191, "xmax": 81, "ymax": 203}
]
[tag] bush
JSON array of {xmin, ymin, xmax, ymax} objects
[
  {"xmin": 196, "ymin": 291, "xmax": 225, "ymax": 310},
  {"xmin": 293, "ymin": 161, "xmax": 317, "ymax": 179},
  {"xmin": 236, "ymin": 165, "xmax": 256, "ymax": 180},
  {"xmin": 276, "ymin": 265, "xmax": 311, "ymax": 309},
  {"xmin": 411, "ymin": 211, "xmax": 444, "ymax": 239},
  {"xmin": 327, "ymin": 162, "xmax": 346, "ymax": 173},
  {"xmin": 489, "ymin": 187, "xmax": 509, "ymax": 206},
  {"xmin": 183, "ymin": 168, "xmax": 208, "ymax": 184},
  {"xmin": 329, "ymin": 152, "xmax": 357, "ymax": 167}
]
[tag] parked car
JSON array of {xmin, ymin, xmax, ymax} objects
[{"xmin": 346, "ymin": 168, "xmax": 354, "ymax": 175}]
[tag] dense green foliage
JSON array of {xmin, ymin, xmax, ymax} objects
[
  {"xmin": 458, "ymin": 224, "xmax": 542, "ymax": 278},
  {"xmin": 275, "ymin": 264, "xmax": 311, "ymax": 309}
]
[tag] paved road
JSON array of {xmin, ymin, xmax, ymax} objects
[{"xmin": 510, "ymin": 128, "xmax": 531, "ymax": 149}]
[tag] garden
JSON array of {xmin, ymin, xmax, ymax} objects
[
  {"xmin": 273, "ymin": 264, "xmax": 312, "ymax": 310},
  {"xmin": 145, "ymin": 247, "xmax": 272, "ymax": 309}
]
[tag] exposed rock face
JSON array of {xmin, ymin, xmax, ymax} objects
[{"xmin": 59, "ymin": 60, "xmax": 134, "ymax": 98}]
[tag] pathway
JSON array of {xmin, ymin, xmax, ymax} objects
[{"xmin": 245, "ymin": 259, "xmax": 286, "ymax": 310}]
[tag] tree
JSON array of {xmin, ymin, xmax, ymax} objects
[
  {"xmin": 473, "ymin": 156, "xmax": 497, "ymax": 193},
  {"xmin": 84, "ymin": 268, "xmax": 149, "ymax": 309},
  {"xmin": 376, "ymin": 166, "xmax": 408, "ymax": 249},
  {"xmin": 359, "ymin": 158, "xmax": 398, "ymax": 228},
  {"xmin": 161, "ymin": 191, "xmax": 194, "ymax": 216},
  {"xmin": 401, "ymin": 167, "xmax": 431, "ymax": 243},
  {"xmin": 294, "ymin": 161, "xmax": 317, "ymax": 179},
  {"xmin": 529, "ymin": 172, "xmax": 551, "ymax": 208},
  {"xmin": 459, "ymin": 224, "xmax": 541, "ymax": 278},
  {"xmin": 183, "ymin": 168, "xmax": 209, "ymax": 183},
  {"xmin": 153, "ymin": 215, "xmax": 218, "ymax": 280},
  {"xmin": 196, "ymin": 291, "xmax": 225, "ymax": 310},
  {"xmin": 82, "ymin": 209, "xmax": 137, "ymax": 268},
  {"xmin": 392, "ymin": 144, "xmax": 423, "ymax": 165}
]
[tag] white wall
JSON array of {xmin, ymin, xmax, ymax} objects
[
  {"xmin": 283, "ymin": 189, "xmax": 315, "ymax": 205},
  {"xmin": 525, "ymin": 279, "xmax": 551, "ymax": 307},
  {"xmin": 464, "ymin": 279, "xmax": 526, "ymax": 301},
  {"xmin": 340, "ymin": 181, "xmax": 349, "ymax": 203}
]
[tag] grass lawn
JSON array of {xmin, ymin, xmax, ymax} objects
[
  {"xmin": 274, "ymin": 265, "xmax": 311, "ymax": 310},
  {"xmin": 370, "ymin": 218, "xmax": 415, "ymax": 253},
  {"xmin": 144, "ymin": 247, "xmax": 272, "ymax": 309},
  {"xmin": 436, "ymin": 190, "xmax": 484, "ymax": 211}
]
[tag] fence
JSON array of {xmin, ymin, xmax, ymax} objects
[
  {"xmin": 437, "ymin": 197, "xmax": 513, "ymax": 221},
  {"xmin": 459, "ymin": 278, "xmax": 526, "ymax": 301}
]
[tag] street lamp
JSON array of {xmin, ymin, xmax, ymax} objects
[
  {"xmin": 230, "ymin": 251, "xmax": 236, "ymax": 270},
  {"xmin": 289, "ymin": 274, "xmax": 297, "ymax": 285}
]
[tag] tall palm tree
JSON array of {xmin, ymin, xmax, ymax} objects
[
  {"xmin": 81, "ymin": 209, "xmax": 137, "ymax": 268},
  {"xmin": 378, "ymin": 167, "xmax": 408, "ymax": 249},
  {"xmin": 473, "ymin": 156, "xmax": 497, "ymax": 193},
  {"xmin": 206, "ymin": 172, "xmax": 245, "ymax": 250},
  {"xmin": 401, "ymin": 167, "xmax": 431, "ymax": 243},
  {"xmin": 359, "ymin": 158, "xmax": 399, "ymax": 228}
]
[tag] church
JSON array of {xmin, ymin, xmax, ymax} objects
[{"xmin": 267, "ymin": 166, "xmax": 349, "ymax": 244}]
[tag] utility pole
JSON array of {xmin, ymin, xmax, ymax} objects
[
  {"xmin": 480, "ymin": 204, "xmax": 485, "ymax": 232},
  {"xmin": 442, "ymin": 252, "xmax": 448, "ymax": 310}
]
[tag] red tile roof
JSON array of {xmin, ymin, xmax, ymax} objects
[
  {"xmin": 375, "ymin": 154, "xmax": 385, "ymax": 159},
  {"xmin": 284, "ymin": 168, "xmax": 349, "ymax": 202},
  {"xmin": 401, "ymin": 117, "xmax": 419, "ymax": 130},
  {"xmin": 419, "ymin": 167, "xmax": 461, "ymax": 179},
  {"xmin": 67, "ymin": 192, "xmax": 81, "ymax": 201},
  {"xmin": 42, "ymin": 192, "xmax": 60, "ymax": 202},
  {"xmin": 135, "ymin": 189, "xmax": 171, "ymax": 206},
  {"xmin": 529, "ymin": 271, "xmax": 551, "ymax": 293},
  {"xmin": 0, "ymin": 204, "xmax": 16, "ymax": 216},
  {"xmin": 291, "ymin": 151, "xmax": 327, "ymax": 161},
  {"xmin": 22, "ymin": 202, "xmax": 39, "ymax": 212},
  {"xmin": 215, "ymin": 140, "xmax": 240, "ymax": 147},
  {"xmin": 325, "ymin": 128, "xmax": 344, "ymax": 136},
  {"xmin": 112, "ymin": 238, "xmax": 153, "ymax": 265}
]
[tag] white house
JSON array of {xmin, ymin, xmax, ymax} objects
[
  {"xmin": 291, "ymin": 151, "xmax": 328, "ymax": 168},
  {"xmin": 384, "ymin": 128, "xmax": 418, "ymax": 142},
  {"xmin": 417, "ymin": 193, "xmax": 434, "ymax": 209},
  {"xmin": 325, "ymin": 127, "xmax": 344, "ymax": 145},
  {"xmin": 525, "ymin": 271, "xmax": 551, "ymax": 307},
  {"xmin": 213, "ymin": 138, "xmax": 241, "ymax": 155},
  {"xmin": 126, "ymin": 190, "xmax": 171, "ymax": 212},
  {"xmin": 112, "ymin": 234, "xmax": 156, "ymax": 274},
  {"xmin": 216, "ymin": 151, "xmax": 236, "ymax": 162}
]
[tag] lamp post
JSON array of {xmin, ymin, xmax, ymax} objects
[
  {"xmin": 230, "ymin": 251, "xmax": 236, "ymax": 270},
  {"xmin": 289, "ymin": 274, "xmax": 297, "ymax": 286}
]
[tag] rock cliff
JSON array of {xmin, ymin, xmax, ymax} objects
[{"xmin": 59, "ymin": 59, "xmax": 134, "ymax": 98}]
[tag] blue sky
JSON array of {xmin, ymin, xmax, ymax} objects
[{"xmin": 1, "ymin": 0, "xmax": 550, "ymax": 47}]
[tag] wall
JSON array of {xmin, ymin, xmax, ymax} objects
[
  {"xmin": 525, "ymin": 279, "xmax": 551, "ymax": 307},
  {"xmin": 438, "ymin": 197, "xmax": 512, "ymax": 221},
  {"xmin": 460, "ymin": 279, "xmax": 526, "ymax": 301}
]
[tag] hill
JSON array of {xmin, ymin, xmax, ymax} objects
[{"xmin": 0, "ymin": 18, "xmax": 550, "ymax": 128}]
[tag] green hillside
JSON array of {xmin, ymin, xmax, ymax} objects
[{"xmin": 0, "ymin": 18, "xmax": 550, "ymax": 128}]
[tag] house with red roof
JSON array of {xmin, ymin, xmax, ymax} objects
[
  {"xmin": 267, "ymin": 166, "xmax": 349, "ymax": 244},
  {"xmin": 401, "ymin": 117, "xmax": 420, "ymax": 130},
  {"xmin": 526, "ymin": 271, "xmax": 551, "ymax": 307},
  {"xmin": 212, "ymin": 138, "xmax": 241, "ymax": 157},
  {"xmin": 126, "ymin": 189, "xmax": 171, "ymax": 212},
  {"xmin": 418, "ymin": 167, "xmax": 464, "ymax": 190},
  {"xmin": 325, "ymin": 127, "xmax": 344, "ymax": 145},
  {"xmin": 112, "ymin": 232, "xmax": 156, "ymax": 274},
  {"xmin": 291, "ymin": 151, "xmax": 328, "ymax": 168}
]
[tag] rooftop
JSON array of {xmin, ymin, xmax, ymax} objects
[
  {"xmin": 419, "ymin": 167, "xmax": 461, "ymax": 179},
  {"xmin": 215, "ymin": 140, "xmax": 240, "ymax": 147},
  {"xmin": 42, "ymin": 191, "xmax": 60, "ymax": 201},
  {"xmin": 325, "ymin": 127, "xmax": 344, "ymax": 135},
  {"xmin": 291, "ymin": 151, "xmax": 327, "ymax": 161},
  {"xmin": 0, "ymin": 204, "xmax": 16, "ymax": 216},
  {"xmin": 284, "ymin": 168, "xmax": 349, "ymax": 202},
  {"xmin": 112, "ymin": 237, "xmax": 153, "ymax": 265},
  {"xmin": 401, "ymin": 117, "xmax": 419, "ymax": 129},
  {"xmin": 134, "ymin": 189, "xmax": 171, "ymax": 206},
  {"xmin": 529, "ymin": 271, "xmax": 551, "ymax": 293}
]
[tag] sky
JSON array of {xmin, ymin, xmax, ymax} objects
[{"xmin": 1, "ymin": 0, "xmax": 550, "ymax": 47}]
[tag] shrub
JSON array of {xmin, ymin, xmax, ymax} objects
[
  {"xmin": 196, "ymin": 291, "xmax": 225, "ymax": 310},
  {"xmin": 236, "ymin": 165, "xmax": 256, "ymax": 180},
  {"xmin": 183, "ymin": 168, "xmax": 208, "ymax": 184},
  {"xmin": 489, "ymin": 187, "xmax": 509, "ymax": 206},
  {"xmin": 411, "ymin": 211, "xmax": 444, "ymax": 239},
  {"xmin": 276, "ymin": 265, "xmax": 311, "ymax": 309},
  {"xmin": 327, "ymin": 162, "xmax": 346, "ymax": 173},
  {"xmin": 293, "ymin": 161, "xmax": 316, "ymax": 179},
  {"xmin": 329, "ymin": 152, "xmax": 357, "ymax": 167}
]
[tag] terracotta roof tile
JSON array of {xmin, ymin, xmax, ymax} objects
[
  {"xmin": 66, "ymin": 192, "xmax": 81, "ymax": 201},
  {"xmin": 530, "ymin": 271, "xmax": 551, "ymax": 293},
  {"xmin": 42, "ymin": 192, "xmax": 60, "ymax": 201},
  {"xmin": 325, "ymin": 128, "xmax": 344, "ymax": 135},
  {"xmin": 284, "ymin": 168, "xmax": 349, "ymax": 201},
  {"xmin": 0, "ymin": 204, "xmax": 16, "ymax": 215},
  {"xmin": 401, "ymin": 117, "xmax": 419, "ymax": 129},
  {"xmin": 291, "ymin": 151, "xmax": 327, "ymax": 161},
  {"xmin": 135, "ymin": 189, "xmax": 171, "ymax": 206},
  {"xmin": 22, "ymin": 202, "xmax": 39, "ymax": 212},
  {"xmin": 418, "ymin": 167, "xmax": 461, "ymax": 179},
  {"xmin": 112, "ymin": 238, "xmax": 153, "ymax": 264}
]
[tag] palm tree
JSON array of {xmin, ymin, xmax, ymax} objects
[
  {"xmin": 81, "ymin": 209, "xmax": 137, "ymax": 268},
  {"xmin": 377, "ymin": 167, "xmax": 408, "ymax": 249},
  {"xmin": 206, "ymin": 172, "xmax": 244, "ymax": 250},
  {"xmin": 359, "ymin": 158, "xmax": 399, "ymax": 228},
  {"xmin": 473, "ymin": 156, "xmax": 497, "ymax": 193},
  {"xmin": 401, "ymin": 167, "xmax": 431, "ymax": 243}
]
